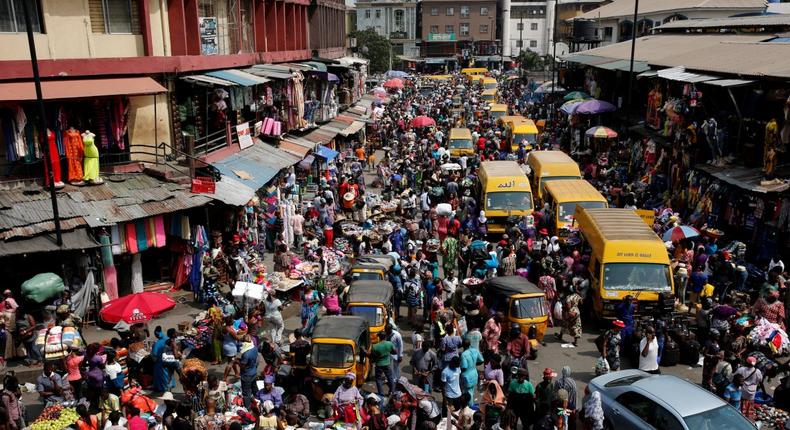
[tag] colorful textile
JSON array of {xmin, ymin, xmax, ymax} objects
[
  {"xmin": 63, "ymin": 129, "xmax": 84, "ymax": 182},
  {"xmin": 125, "ymin": 223, "xmax": 139, "ymax": 254},
  {"xmin": 154, "ymin": 216, "xmax": 166, "ymax": 247},
  {"xmin": 135, "ymin": 220, "xmax": 149, "ymax": 252}
]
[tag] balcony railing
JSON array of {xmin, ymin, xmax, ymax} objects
[{"xmin": 390, "ymin": 31, "xmax": 409, "ymax": 39}]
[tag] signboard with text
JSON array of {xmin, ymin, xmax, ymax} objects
[
  {"xmin": 428, "ymin": 33, "xmax": 457, "ymax": 41},
  {"xmin": 237, "ymin": 123, "xmax": 254, "ymax": 150},
  {"xmin": 199, "ymin": 17, "xmax": 218, "ymax": 55}
]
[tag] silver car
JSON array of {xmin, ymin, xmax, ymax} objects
[{"xmin": 588, "ymin": 370, "xmax": 756, "ymax": 430}]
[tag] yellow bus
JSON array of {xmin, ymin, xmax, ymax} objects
[
  {"xmin": 468, "ymin": 74, "xmax": 486, "ymax": 85},
  {"xmin": 477, "ymin": 161, "xmax": 534, "ymax": 233},
  {"xmin": 574, "ymin": 207, "xmax": 674, "ymax": 319},
  {"xmin": 461, "ymin": 67, "xmax": 488, "ymax": 76},
  {"xmin": 481, "ymin": 77, "xmax": 498, "ymax": 90},
  {"xmin": 481, "ymin": 88, "xmax": 497, "ymax": 102},
  {"xmin": 543, "ymin": 179, "xmax": 608, "ymax": 238},
  {"xmin": 526, "ymin": 150, "xmax": 582, "ymax": 202},
  {"xmin": 448, "ymin": 127, "xmax": 475, "ymax": 157},
  {"xmin": 489, "ymin": 103, "xmax": 508, "ymax": 121},
  {"xmin": 507, "ymin": 119, "xmax": 539, "ymax": 152}
]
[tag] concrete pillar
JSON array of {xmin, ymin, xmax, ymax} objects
[
  {"xmin": 546, "ymin": 0, "xmax": 556, "ymax": 57},
  {"xmin": 501, "ymin": 0, "xmax": 512, "ymax": 57}
]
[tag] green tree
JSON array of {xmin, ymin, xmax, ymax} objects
[
  {"xmin": 352, "ymin": 29, "xmax": 392, "ymax": 74},
  {"xmin": 517, "ymin": 49, "xmax": 543, "ymax": 71}
]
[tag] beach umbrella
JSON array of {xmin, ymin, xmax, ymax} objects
[
  {"xmin": 662, "ymin": 225, "xmax": 701, "ymax": 242},
  {"xmin": 383, "ymin": 78, "xmax": 404, "ymax": 89},
  {"xmin": 585, "ymin": 126, "xmax": 618, "ymax": 139},
  {"xmin": 560, "ymin": 99, "xmax": 585, "ymax": 115},
  {"xmin": 99, "ymin": 292, "xmax": 176, "ymax": 324},
  {"xmin": 410, "ymin": 116, "xmax": 436, "ymax": 128},
  {"xmin": 564, "ymin": 91, "xmax": 589, "ymax": 101},
  {"xmin": 386, "ymin": 70, "xmax": 409, "ymax": 78},
  {"xmin": 574, "ymin": 99, "xmax": 616, "ymax": 115}
]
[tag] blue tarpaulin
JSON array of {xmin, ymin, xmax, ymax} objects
[
  {"xmin": 213, "ymin": 143, "xmax": 300, "ymax": 191},
  {"xmin": 316, "ymin": 145, "xmax": 339, "ymax": 161},
  {"xmin": 205, "ymin": 70, "xmax": 270, "ymax": 87}
]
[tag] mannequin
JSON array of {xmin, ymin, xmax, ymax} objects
[
  {"xmin": 81, "ymin": 130, "xmax": 103, "ymax": 185},
  {"xmin": 701, "ymin": 118, "xmax": 721, "ymax": 165},
  {"xmin": 765, "ymin": 118, "xmax": 779, "ymax": 178},
  {"xmin": 45, "ymin": 129, "xmax": 65, "ymax": 189},
  {"xmin": 64, "ymin": 127, "xmax": 84, "ymax": 185}
]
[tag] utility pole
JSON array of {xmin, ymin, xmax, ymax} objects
[
  {"xmin": 625, "ymin": 0, "xmax": 639, "ymax": 127},
  {"xmin": 549, "ymin": 0, "xmax": 558, "ymax": 121},
  {"xmin": 23, "ymin": 0, "xmax": 62, "ymax": 246},
  {"xmin": 519, "ymin": 13, "xmax": 524, "ymax": 77}
]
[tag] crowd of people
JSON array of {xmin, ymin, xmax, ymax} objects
[{"xmin": 1, "ymin": 68, "xmax": 789, "ymax": 430}]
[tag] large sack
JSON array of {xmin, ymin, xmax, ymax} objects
[{"xmin": 21, "ymin": 273, "xmax": 65, "ymax": 303}]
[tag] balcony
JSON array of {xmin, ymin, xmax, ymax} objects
[{"xmin": 390, "ymin": 30, "xmax": 409, "ymax": 40}]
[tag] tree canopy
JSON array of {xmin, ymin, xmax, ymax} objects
[{"xmin": 351, "ymin": 29, "xmax": 392, "ymax": 74}]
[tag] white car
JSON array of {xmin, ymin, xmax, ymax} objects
[{"xmin": 588, "ymin": 370, "xmax": 757, "ymax": 430}]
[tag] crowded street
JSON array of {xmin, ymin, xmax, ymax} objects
[{"xmin": 3, "ymin": 2, "xmax": 790, "ymax": 429}]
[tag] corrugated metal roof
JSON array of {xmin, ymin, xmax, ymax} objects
[
  {"xmin": 181, "ymin": 74, "xmax": 237, "ymax": 87},
  {"xmin": 576, "ymin": 0, "xmax": 765, "ymax": 20},
  {"xmin": 213, "ymin": 142, "xmax": 300, "ymax": 192},
  {"xmin": 340, "ymin": 120, "xmax": 366, "ymax": 137},
  {"xmin": 0, "ymin": 227, "xmax": 100, "ymax": 257},
  {"xmin": 695, "ymin": 163, "xmax": 790, "ymax": 193},
  {"xmin": 0, "ymin": 174, "xmax": 212, "ymax": 238},
  {"xmin": 656, "ymin": 14, "xmax": 790, "ymax": 30},
  {"xmin": 657, "ymin": 66, "xmax": 719, "ymax": 82},
  {"xmin": 205, "ymin": 69, "xmax": 271, "ymax": 86},
  {"xmin": 213, "ymin": 175, "xmax": 256, "ymax": 207},
  {"xmin": 595, "ymin": 59, "xmax": 651, "ymax": 72},
  {"xmin": 703, "ymin": 78, "xmax": 756, "ymax": 87},
  {"xmin": 568, "ymin": 34, "xmax": 790, "ymax": 78}
]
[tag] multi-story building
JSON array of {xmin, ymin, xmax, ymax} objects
[
  {"xmin": 356, "ymin": 0, "xmax": 419, "ymax": 59},
  {"xmin": 310, "ymin": 0, "xmax": 349, "ymax": 58},
  {"xmin": 571, "ymin": 0, "xmax": 766, "ymax": 46},
  {"xmin": 505, "ymin": 0, "xmax": 605, "ymax": 58},
  {"xmin": 420, "ymin": 0, "xmax": 498, "ymax": 64}
]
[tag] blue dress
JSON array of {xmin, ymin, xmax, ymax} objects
[
  {"xmin": 460, "ymin": 347, "xmax": 484, "ymax": 405},
  {"xmin": 152, "ymin": 333, "xmax": 172, "ymax": 391}
]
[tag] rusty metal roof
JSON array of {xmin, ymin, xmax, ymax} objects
[{"xmin": 0, "ymin": 174, "xmax": 212, "ymax": 239}]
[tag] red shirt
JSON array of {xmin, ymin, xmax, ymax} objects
[{"xmin": 128, "ymin": 416, "xmax": 147, "ymax": 430}]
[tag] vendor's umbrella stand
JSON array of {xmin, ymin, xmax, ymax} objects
[
  {"xmin": 386, "ymin": 70, "xmax": 409, "ymax": 78},
  {"xmin": 560, "ymin": 99, "xmax": 586, "ymax": 115},
  {"xmin": 383, "ymin": 78, "xmax": 404, "ymax": 89},
  {"xmin": 574, "ymin": 99, "xmax": 617, "ymax": 115},
  {"xmin": 410, "ymin": 116, "xmax": 436, "ymax": 128},
  {"xmin": 662, "ymin": 225, "xmax": 701, "ymax": 242},
  {"xmin": 100, "ymin": 292, "xmax": 177, "ymax": 324},
  {"xmin": 564, "ymin": 91, "xmax": 589, "ymax": 101},
  {"xmin": 585, "ymin": 126, "xmax": 618, "ymax": 139}
]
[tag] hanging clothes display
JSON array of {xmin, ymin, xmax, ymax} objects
[
  {"xmin": 45, "ymin": 129, "xmax": 64, "ymax": 187},
  {"xmin": 82, "ymin": 131, "xmax": 102, "ymax": 183},
  {"xmin": 63, "ymin": 128, "xmax": 85, "ymax": 184},
  {"xmin": 291, "ymin": 72, "xmax": 307, "ymax": 129},
  {"xmin": 131, "ymin": 253, "xmax": 144, "ymax": 294},
  {"xmin": 99, "ymin": 232, "xmax": 119, "ymax": 301}
]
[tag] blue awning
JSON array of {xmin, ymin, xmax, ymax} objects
[
  {"xmin": 205, "ymin": 70, "xmax": 270, "ymax": 87},
  {"xmin": 315, "ymin": 145, "xmax": 339, "ymax": 161},
  {"xmin": 213, "ymin": 143, "xmax": 300, "ymax": 191}
]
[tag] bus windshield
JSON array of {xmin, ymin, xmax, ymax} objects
[
  {"xmin": 513, "ymin": 133, "xmax": 537, "ymax": 145},
  {"xmin": 603, "ymin": 263, "xmax": 672, "ymax": 292},
  {"xmin": 486, "ymin": 191, "xmax": 533, "ymax": 211},
  {"xmin": 511, "ymin": 297, "xmax": 546, "ymax": 319},
  {"xmin": 449, "ymin": 139, "xmax": 473, "ymax": 149},
  {"xmin": 558, "ymin": 201, "xmax": 607, "ymax": 221},
  {"xmin": 349, "ymin": 306, "xmax": 385, "ymax": 327}
]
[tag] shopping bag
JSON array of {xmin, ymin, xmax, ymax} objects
[{"xmin": 595, "ymin": 356, "xmax": 610, "ymax": 376}]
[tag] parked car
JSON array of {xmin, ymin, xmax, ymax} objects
[{"xmin": 588, "ymin": 370, "xmax": 756, "ymax": 430}]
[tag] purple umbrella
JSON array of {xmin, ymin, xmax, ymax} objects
[{"xmin": 574, "ymin": 99, "xmax": 616, "ymax": 115}]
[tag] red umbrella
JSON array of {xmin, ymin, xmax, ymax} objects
[
  {"xmin": 382, "ymin": 78, "xmax": 404, "ymax": 89},
  {"xmin": 410, "ymin": 116, "xmax": 436, "ymax": 128},
  {"xmin": 100, "ymin": 292, "xmax": 177, "ymax": 324}
]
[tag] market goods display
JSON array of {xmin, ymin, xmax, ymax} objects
[
  {"xmin": 21, "ymin": 273, "xmax": 65, "ymax": 303},
  {"xmin": 30, "ymin": 405, "xmax": 78, "ymax": 430},
  {"xmin": 754, "ymin": 404, "xmax": 789, "ymax": 428}
]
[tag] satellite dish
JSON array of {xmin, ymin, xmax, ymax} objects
[{"xmin": 554, "ymin": 42, "xmax": 570, "ymax": 58}]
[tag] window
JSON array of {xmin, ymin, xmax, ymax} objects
[
  {"xmin": 480, "ymin": 6, "xmax": 489, "ymax": 16},
  {"xmin": 445, "ymin": 24, "xmax": 454, "ymax": 33},
  {"xmin": 0, "ymin": 0, "xmax": 43, "ymax": 33},
  {"xmin": 364, "ymin": 9, "xmax": 371, "ymax": 19},
  {"xmin": 460, "ymin": 6, "xmax": 469, "ymax": 17},
  {"xmin": 619, "ymin": 20, "xmax": 633, "ymax": 39},
  {"xmin": 430, "ymin": 7, "xmax": 438, "ymax": 16},
  {"xmin": 394, "ymin": 9, "xmax": 404, "ymax": 30},
  {"xmin": 90, "ymin": 0, "xmax": 140, "ymax": 34},
  {"xmin": 375, "ymin": 9, "xmax": 381, "ymax": 18},
  {"xmin": 516, "ymin": 40, "xmax": 523, "ymax": 48},
  {"xmin": 511, "ymin": 5, "xmax": 545, "ymax": 17},
  {"xmin": 530, "ymin": 23, "xmax": 538, "ymax": 31},
  {"xmin": 637, "ymin": 18, "xmax": 653, "ymax": 36},
  {"xmin": 516, "ymin": 22, "xmax": 523, "ymax": 30},
  {"xmin": 460, "ymin": 22, "xmax": 469, "ymax": 36},
  {"xmin": 615, "ymin": 392, "xmax": 684, "ymax": 430},
  {"xmin": 480, "ymin": 24, "xmax": 488, "ymax": 33},
  {"xmin": 446, "ymin": 7, "xmax": 454, "ymax": 16},
  {"xmin": 604, "ymin": 26, "xmax": 613, "ymax": 38},
  {"xmin": 530, "ymin": 40, "xmax": 537, "ymax": 48},
  {"xmin": 430, "ymin": 25, "xmax": 439, "ymax": 34},
  {"xmin": 663, "ymin": 14, "xmax": 687, "ymax": 24}
]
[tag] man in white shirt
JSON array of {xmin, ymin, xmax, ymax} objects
[{"xmin": 638, "ymin": 326, "xmax": 660, "ymax": 374}]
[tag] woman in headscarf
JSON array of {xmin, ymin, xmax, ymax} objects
[
  {"xmin": 480, "ymin": 380, "xmax": 506, "ymax": 428},
  {"xmin": 552, "ymin": 366, "xmax": 578, "ymax": 424},
  {"xmin": 332, "ymin": 373, "xmax": 364, "ymax": 427},
  {"xmin": 460, "ymin": 339, "xmax": 484, "ymax": 405},
  {"xmin": 581, "ymin": 391, "xmax": 604, "ymax": 430},
  {"xmin": 301, "ymin": 283, "xmax": 321, "ymax": 336},
  {"xmin": 475, "ymin": 211, "xmax": 488, "ymax": 238}
]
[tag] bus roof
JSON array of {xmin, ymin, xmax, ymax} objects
[
  {"xmin": 512, "ymin": 120, "xmax": 539, "ymax": 134},
  {"xmin": 482, "ymin": 88, "xmax": 497, "ymax": 96},
  {"xmin": 450, "ymin": 128, "xmax": 472, "ymax": 139},
  {"xmin": 498, "ymin": 115, "xmax": 527, "ymax": 126},
  {"xmin": 461, "ymin": 68, "xmax": 488, "ymax": 75},
  {"xmin": 425, "ymin": 74, "xmax": 452, "ymax": 80},
  {"xmin": 489, "ymin": 103, "xmax": 508, "ymax": 112},
  {"xmin": 575, "ymin": 208, "xmax": 659, "ymax": 241},
  {"xmin": 479, "ymin": 160, "xmax": 526, "ymax": 178},
  {"xmin": 528, "ymin": 150, "xmax": 577, "ymax": 164},
  {"xmin": 544, "ymin": 180, "xmax": 607, "ymax": 203},
  {"xmin": 482, "ymin": 77, "xmax": 497, "ymax": 83}
]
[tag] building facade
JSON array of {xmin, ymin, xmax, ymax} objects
[
  {"xmin": 419, "ymin": 0, "xmax": 498, "ymax": 62},
  {"xmin": 355, "ymin": 0, "xmax": 419, "ymax": 59}
]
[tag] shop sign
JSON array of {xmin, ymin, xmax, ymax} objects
[
  {"xmin": 199, "ymin": 17, "xmax": 218, "ymax": 55},
  {"xmin": 428, "ymin": 33, "xmax": 456, "ymax": 41},
  {"xmin": 237, "ymin": 122, "xmax": 254, "ymax": 150}
]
